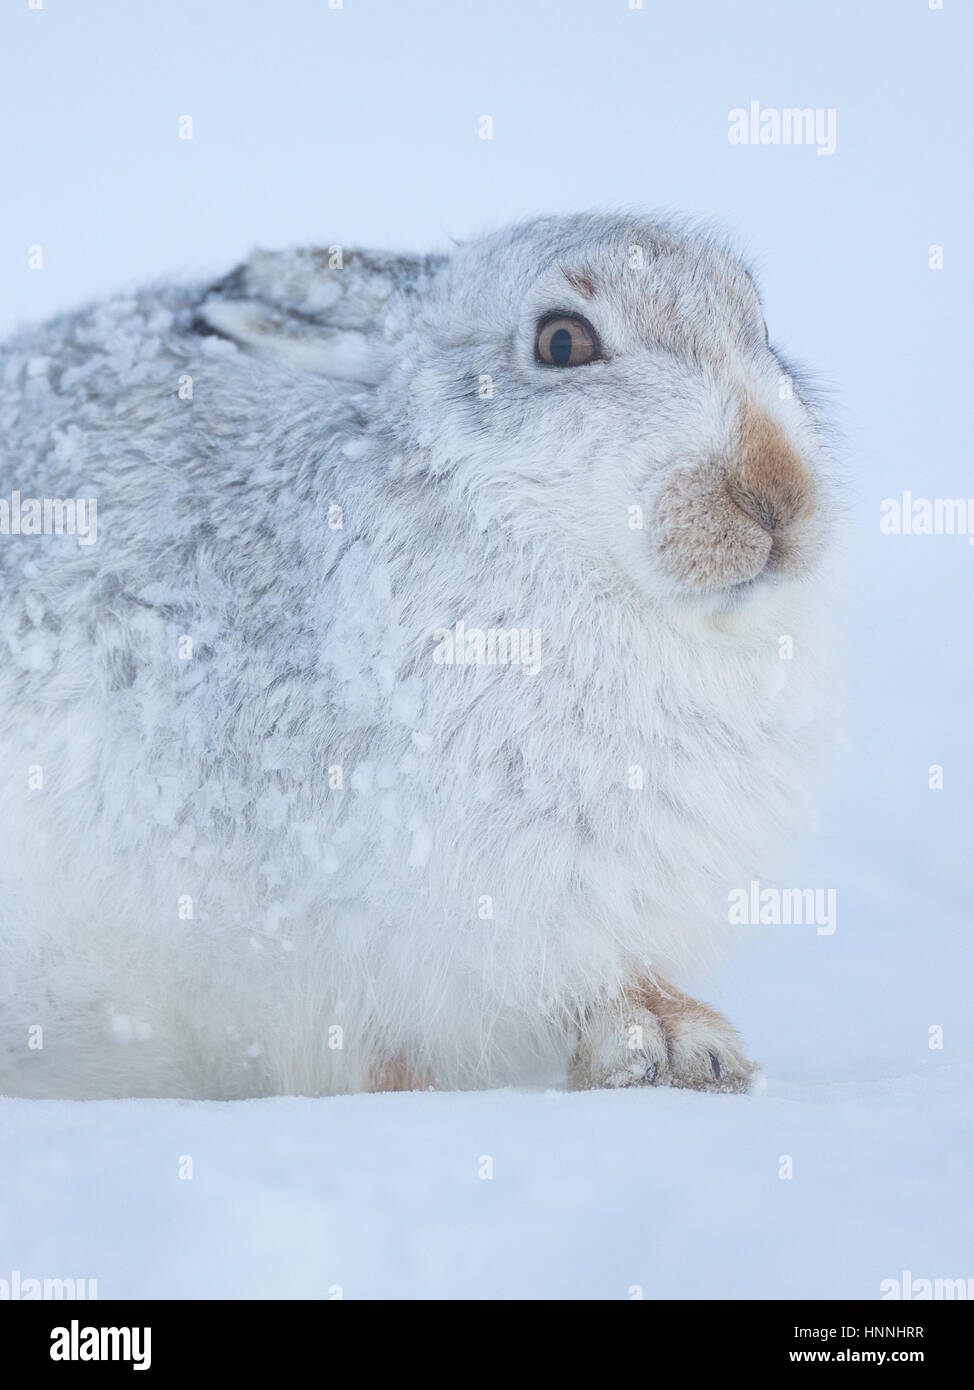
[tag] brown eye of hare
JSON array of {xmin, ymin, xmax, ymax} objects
[{"xmin": 535, "ymin": 313, "xmax": 602, "ymax": 367}]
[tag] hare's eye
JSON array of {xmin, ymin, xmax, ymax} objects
[{"xmin": 535, "ymin": 313, "xmax": 602, "ymax": 367}]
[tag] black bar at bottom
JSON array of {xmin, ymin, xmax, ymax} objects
[{"xmin": 0, "ymin": 1298, "xmax": 966, "ymax": 1374}]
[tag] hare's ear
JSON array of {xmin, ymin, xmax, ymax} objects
[{"xmin": 195, "ymin": 245, "xmax": 443, "ymax": 384}]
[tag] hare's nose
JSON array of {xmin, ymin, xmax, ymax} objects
[
  {"xmin": 653, "ymin": 400, "xmax": 823, "ymax": 596},
  {"xmin": 724, "ymin": 406, "xmax": 815, "ymax": 537}
]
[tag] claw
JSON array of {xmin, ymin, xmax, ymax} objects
[{"xmin": 709, "ymin": 1051, "xmax": 721, "ymax": 1080}]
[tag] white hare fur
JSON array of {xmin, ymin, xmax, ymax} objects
[{"xmin": 0, "ymin": 213, "xmax": 838, "ymax": 1099}]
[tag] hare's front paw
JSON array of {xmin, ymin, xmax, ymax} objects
[{"xmin": 570, "ymin": 979, "xmax": 761, "ymax": 1095}]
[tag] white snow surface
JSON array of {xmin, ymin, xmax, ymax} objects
[
  {"xmin": 2, "ymin": 842, "xmax": 970, "ymax": 1300},
  {"xmin": 1, "ymin": 0, "xmax": 972, "ymax": 1299},
  {"xmin": 2, "ymin": 1063, "xmax": 971, "ymax": 1301}
]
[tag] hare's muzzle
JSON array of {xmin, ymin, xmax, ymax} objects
[{"xmin": 654, "ymin": 402, "xmax": 821, "ymax": 596}]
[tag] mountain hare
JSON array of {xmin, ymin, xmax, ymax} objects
[{"xmin": 0, "ymin": 213, "xmax": 837, "ymax": 1099}]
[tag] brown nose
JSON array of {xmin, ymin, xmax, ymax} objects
[
  {"xmin": 725, "ymin": 405, "xmax": 815, "ymax": 537},
  {"xmin": 653, "ymin": 401, "xmax": 820, "ymax": 594}
]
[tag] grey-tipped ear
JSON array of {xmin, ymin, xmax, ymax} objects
[
  {"xmin": 196, "ymin": 293, "xmax": 388, "ymax": 383},
  {"xmin": 194, "ymin": 245, "xmax": 443, "ymax": 385}
]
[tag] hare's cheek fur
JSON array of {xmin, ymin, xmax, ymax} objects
[{"xmin": 654, "ymin": 400, "xmax": 821, "ymax": 596}]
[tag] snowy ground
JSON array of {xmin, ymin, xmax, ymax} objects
[
  {"xmin": 3, "ymin": 824, "xmax": 971, "ymax": 1300},
  {"xmin": 3, "ymin": 832, "xmax": 971, "ymax": 1300},
  {"xmin": 2, "ymin": 1, "xmax": 972, "ymax": 1299},
  {"xmin": 2, "ymin": 1062, "xmax": 970, "ymax": 1301}
]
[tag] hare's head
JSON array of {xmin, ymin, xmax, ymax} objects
[{"xmin": 200, "ymin": 213, "xmax": 834, "ymax": 610}]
